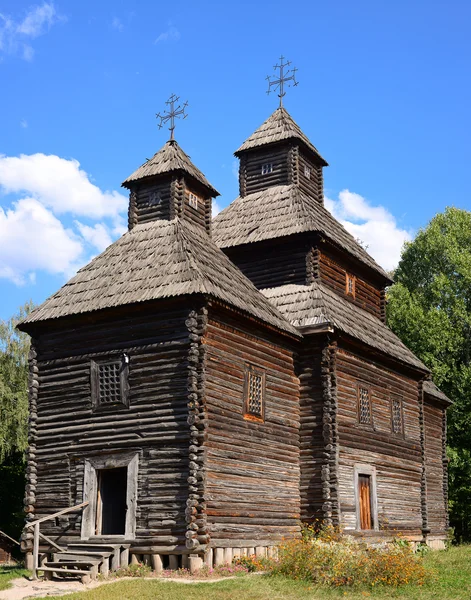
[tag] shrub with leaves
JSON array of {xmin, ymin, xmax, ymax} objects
[
  {"xmin": 268, "ymin": 529, "xmax": 434, "ymax": 588},
  {"xmin": 111, "ymin": 562, "xmax": 153, "ymax": 578}
]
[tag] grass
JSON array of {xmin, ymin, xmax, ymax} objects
[
  {"xmin": 19, "ymin": 545, "xmax": 471, "ymax": 600},
  {"xmin": 0, "ymin": 565, "xmax": 30, "ymax": 591}
]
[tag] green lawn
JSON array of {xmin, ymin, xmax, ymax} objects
[
  {"xmin": 22, "ymin": 546, "xmax": 471, "ymax": 600},
  {"xmin": 0, "ymin": 565, "xmax": 30, "ymax": 591}
]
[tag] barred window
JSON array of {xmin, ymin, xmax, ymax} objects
[
  {"xmin": 91, "ymin": 356, "xmax": 129, "ymax": 411},
  {"xmin": 346, "ymin": 273, "xmax": 356, "ymax": 297},
  {"xmin": 189, "ymin": 192, "xmax": 199, "ymax": 210},
  {"xmin": 244, "ymin": 366, "xmax": 265, "ymax": 420},
  {"xmin": 391, "ymin": 396, "xmax": 403, "ymax": 434},
  {"xmin": 304, "ymin": 165, "xmax": 311, "ymax": 179},
  {"xmin": 358, "ymin": 386, "xmax": 371, "ymax": 425},
  {"xmin": 261, "ymin": 163, "xmax": 273, "ymax": 175}
]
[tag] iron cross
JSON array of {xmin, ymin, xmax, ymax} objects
[
  {"xmin": 156, "ymin": 94, "xmax": 188, "ymax": 140},
  {"xmin": 266, "ymin": 56, "xmax": 298, "ymax": 107}
]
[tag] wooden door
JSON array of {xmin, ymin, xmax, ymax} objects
[{"xmin": 358, "ymin": 475, "xmax": 372, "ymax": 530}]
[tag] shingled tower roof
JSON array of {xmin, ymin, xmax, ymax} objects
[
  {"xmin": 122, "ymin": 139, "xmax": 219, "ymax": 196},
  {"xmin": 235, "ymin": 107, "xmax": 328, "ymax": 166}
]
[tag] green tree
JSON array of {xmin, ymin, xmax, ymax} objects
[
  {"xmin": 387, "ymin": 207, "xmax": 471, "ymax": 541},
  {"xmin": 0, "ymin": 302, "xmax": 33, "ymax": 543}
]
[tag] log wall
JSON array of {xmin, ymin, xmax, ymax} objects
[
  {"xmin": 23, "ymin": 302, "xmax": 197, "ymax": 549},
  {"xmin": 297, "ymin": 150, "xmax": 323, "ymax": 204},
  {"xmin": 335, "ymin": 347, "xmax": 423, "ymax": 536},
  {"xmin": 242, "ymin": 147, "xmax": 290, "ymax": 196},
  {"xmin": 317, "ymin": 250, "xmax": 383, "ymax": 319},
  {"xmin": 224, "ymin": 236, "xmax": 311, "ymax": 290},
  {"xmin": 424, "ymin": 402, "xmax": 448, "ymax": 536},
  {"xmin": 203, "ymin": 305, "xmax": 300, "ymax": 546}
]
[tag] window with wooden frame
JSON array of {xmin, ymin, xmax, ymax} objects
[
  {"xmin": 91, "ymin": 355, "xmax": 129, "ymax": 411},
  {"xmin": 346, "ymin": 273, "xmax": 356, "ymax": 297},
  {"xmin": 188, "ymin": 192, "xmax": 199, "ymax": 210},
  {"xmin": 148, "ymin": 191, "xmax": 161, "ymax": 206},
  {"xmin": 304, "ymin": 165, "xmax": 311, "ymax": 179},
  {"xmin": 358, "ymin": 385, "xmax": 372, "ymax": 426},
  {"xmin": 391, "ymin": 395, "xmax": 404, "ymax": 434},
  {"xmin": 261, "ymin": 163, "xmax": 273, "ymax": 175},
  {"xmin": 244, "ymin": 365, "xmax": 265, "ymax": 421}
]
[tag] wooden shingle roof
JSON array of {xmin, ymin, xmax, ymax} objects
[
  {"xmin": 20, "ymin": 218, "xmax": 298, "ymax": 337},
  {"xmin": 261, "ymin": 282, "xmax": 428, "ymax": 372},
  {"xmin": 423, "ymin": 380, "xmax": 453, "ymax": 405},
  {"xmin": 122, "ymin": 140, "xmax": 219, "ymax": 196},
  {"xmin": 235, "ymin": 107, "xmax": 328, "ymax": 165},
  {"xmin": 212, "ymin": 184, "xmax": 391, "ymax": 282}
]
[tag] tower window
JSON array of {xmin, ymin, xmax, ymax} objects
[
  {"xmin": 261, "ymin": 163, "xmax": 273, "ymax": 175},
  {"xmin": 148, "ymin": 191, "xmax": 161, "ymax": 206},
  {"xmin": 244, "ymin": 365, "xmax": 265, "ymax": 421},
  {"xmin": 189, "ymin": 192, "xmax": 199, "ymax": 210},
  {"xmin": 91, "ymin": 355, "xmax": 129, "ymax": 411},
  {"xmin": 391, "ymin": 395, "xmax": 403, "ymax": 434},
  {"xmin": 358, "ymin": 386, "xmax": 371, "ymax": 425},
  {"xmin": 304, "ymin": 165, "xmax": 311, "ymax": 179},
  {"xmin": 346, "ymin": 273, "xmax": 356, "ymax": 297}
]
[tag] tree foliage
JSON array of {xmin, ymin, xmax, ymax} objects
[
  {"xmin": 0, "ymin": 302, "xmax": 32, "ymax": 461},
  {"xmin": 387, "ymin": 207, "xmax": 471, "ymax": 540}
]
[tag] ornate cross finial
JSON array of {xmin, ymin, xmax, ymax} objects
[
  {"xmin": 156, "ymin": 94, "xmax": 188, "ymax": 141},
  {"xmin": 266, "ymin": 56, "xmax": 298, "ymax": 107}
]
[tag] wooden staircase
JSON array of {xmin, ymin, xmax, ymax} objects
[
  {"xmin": 40, "ymin": 543, "xmax": 124, "ymax": 583},
  {"xmin": 25, "ymin": 503, "xmax": 130, "ymax": 583}
]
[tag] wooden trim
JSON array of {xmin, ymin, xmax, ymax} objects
[
  {"xmin": 357, "ymin": 383, "xmax": 373, "ymax": 428},
  {"xmin": 90, "ymin": 354, "xmax": 130, "ymax": 412},
  {"xmin": 353, "ymin": 464, "xmax": 378, "ymax": 531},
  {"xmin": 345, "ymin": 273, "xmax": 356, "ymax": 298},
  {"xmin": 243, "ymin": 364, "xmax": 266, "ymax": 422}
]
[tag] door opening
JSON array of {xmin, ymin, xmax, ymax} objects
[
  {"xmin": 95, "ymin": 467, "xmax": 127, "ymax": 535},
  {"xmin": 358, "ymin": 474, "xmax": 372, "ymax": 530}
]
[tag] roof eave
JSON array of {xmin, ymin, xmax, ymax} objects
[{"xmin": 121, "ymin": 169, "xmax": 220, "ymax": 197}]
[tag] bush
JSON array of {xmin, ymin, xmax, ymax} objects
[
  {"xmin": 268, "ymin": 526, "xmax": 434, "ymax": 588},
  {"xmin": 111, "ymin": 562, "xmax": 153, "ymax": 578}
]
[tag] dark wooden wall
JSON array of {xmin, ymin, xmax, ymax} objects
[
  {"xmin": 224, "ymin": 236, "xmax": 311, "ymax": 290},
  {"xmin": 203, "ymin": 305, "xmax": 300, "ymax": 547},
  {"xmin": 335, "ymin": 347, "xmax": 423, "ymax": 535},
  {"xmin": 297, "ymin": 150, "xmax": 323, "ymax": 204},
  {"xmin": 316, "ymin": 249, "xmax": 383, "ymax": 319},
  {"xmin": 26, "ymin": 302, "xmax": 195, "ymax": 548},
  {"xmin": 131, "ymin": 181, "xmax": 172, "ymax": 226},
  {"xmin": 424, "ymin": 402, "xmax": 448, "ymax": 536},
  {"xmin": 239, "ymin": 147, "xmax": 290, "ymax": 196}
]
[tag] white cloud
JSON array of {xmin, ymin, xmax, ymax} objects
[
  {"xmin": 75, "ymin": 221, "xmax": 113, "ymax": 252},
  {"xmin": 111, "ymin": 17, "xmax": 123, "ymax": 32},
  {"xmin": 0, "ymin": 198, "xmax": 83, "ymax": 285},
  {"xmin": 212, "ymin": 200, "xmax": 222, "ymax": 218},
  {"xmin": 154, "ymin": 25, "xmax": 180, "ymax": 43},
  {"xmin": 325, "ymin": 189, "xmax": 412, "ymax": 272},
  {"xmin": 0, "ymin": 2, "xmax": 64, "ymax": 60},
  {"xmin": 0, "ymin": 153, "xmax": 129, "ymax": 285},
  {"xmin": 0, "ymin": 153, "xmax": 128, "ymax": 219}
]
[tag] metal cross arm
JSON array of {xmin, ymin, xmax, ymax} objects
[
  {"xmin": 266, "ymin": 56, "xmax": 299, "ymax": 107},
  {"xmin": 156, "ymin": 94, "xmax": 188, "ymax": 140}
]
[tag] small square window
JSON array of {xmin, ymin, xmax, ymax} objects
[
  {"xmin": 346, "ymin": 273, "xmax": 356, "ymax": 297},
  {"xmin": 304, "ymin": 165, "xmax": 311, "ymax": 179},
  {"xmin": 91, "ymin": 355, "xmax": 129, "ymax": 411},
  {"xmin": 391, "ymin": 395, "xmax": 403, "ymax": 434},
  {"xmin": 148, "ymin": 191, "xmax": 161, "ymax": 206},
  {"xmin": 358, "ymin": 386, "xmax": 371, "ymax": 425},
  {"xmin": 261, "ymin": 163, "xmax": 273, "ymax": 175},
  {"xmin": 244, "ymin": 365, "xmax": 265, "ymax": 420},
  {"xmin": 189, "ymin": 192, "xmax": 199, "ymax": 210}
]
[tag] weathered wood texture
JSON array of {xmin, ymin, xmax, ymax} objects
[
  {"xmin": 424, "ymin": 402, "xmax": 448, "ymax": 535},
  {"xmin": 298, "ymin": 334, "xmax": 338, "ymax": 524},
  {"xmin": 224, "ymin": 236, "xmax": 311, "ymax": 290},
  {"xmin": 297, "ymin": 150, "xmax": 323, "ymax": 204},
  {"xmin": 23, "ymin": 301, "xmax": 197, "ymax": 549},
  {"xmin": 203, "ymin": 305, "xmax": 301, "ymax": 546},
  {"xmin": 240, "ymin": 147, "xmax": 290, "ymax": 196},
  {"xmin": 317, "ymin": 250, "xmax": 383, "ymax": 319},
  {"xmin": 335, "ymin": 348, "xmax": 423, "ymax": 535},
  {"xmin": 128, "ymin": 176, "xmax": 211, "ymax": 234}
]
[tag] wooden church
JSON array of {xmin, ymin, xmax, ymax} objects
[{"xmin": 18, "ymin": 72, "xmax": 451, "ymax": 578}]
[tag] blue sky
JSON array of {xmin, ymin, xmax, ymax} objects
[{"xmin": 1, "ymin": 0, "xmax": 470, "ymax": 320}]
